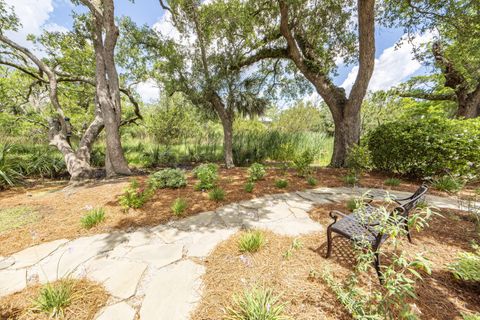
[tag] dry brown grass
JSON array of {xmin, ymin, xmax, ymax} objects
[{"xmin": 0, "ymin": 279, "xmax": 109, "ymax": 320}]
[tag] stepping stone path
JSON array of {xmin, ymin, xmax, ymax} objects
[{"xmin": 0, "ymin": 187, "xmax": 470, "ymax": 319}]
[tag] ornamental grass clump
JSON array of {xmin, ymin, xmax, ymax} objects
[
  {"xmin": 238, "ymin": 230, "xmax": 266, "ymax": 253},
  {"xmin": 80, "ymin": 207, "xmax": 105, "ymax": 229},
  {"xmin": 171, "ymin": 198, "xmax": 188, "ymax": 216},
  {"xmin": 225, "ymin": 287, "xmax": 288, "ymax": 320},
  {"xmin": 32, "ymin": 280, "xmax": 74, "ymax": 318}
]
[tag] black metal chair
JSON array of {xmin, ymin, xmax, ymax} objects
[{"xmin": 325, "ymin": 185, "xmax": 429, "ymax": 281}]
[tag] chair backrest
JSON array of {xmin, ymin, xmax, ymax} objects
[{"xmin": 400, "ymin": 184, "xmax": 429, "ymax": 216}]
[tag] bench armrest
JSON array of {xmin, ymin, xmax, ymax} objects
[{"xmin": 329, "ymin": 210, "xmax": 349, "ymax": 223}]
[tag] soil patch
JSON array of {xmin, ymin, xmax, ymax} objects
[{"xmin": 0, "ymin": 279, "xmax": 109, "ymax": 320}]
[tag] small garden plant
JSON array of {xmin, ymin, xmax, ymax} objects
[
  {"xmin": 209, "ymin": 187, "xmax": 225, "ymax": 202},
  {"xmin": 194, "ymin": 163, "xmax": 219, "ymax": 190},
  {"xmin": 225, "ymin": 287, "xmax": 287, "ymax": 320},
  {"xmin": 307, "ymin": 176, "xmax": 317, "ymax": 186},
  {"xmin": 171, "ymin": 198, "xmax": 188, "ymax": 216},
  {"xmin": 432, "ymin": 175, "xmax": 464, "ymax": 193},
  {"xmin": 238, "ymin": 230, "xmax": 266, "ymax": 253},
  {"xmin": 248, "ymin": 163, "xmax": 266, "ymax": 181},
  {"xmin": 118, "ymin": 179, "xmax": 154, "ymax": 210},
  {"xmin": 384, "ymin": 177, "xmax": 401, "ymax": 186},
  {"xmin": 343, "ymin": 174, "xmax": 358, "ymax": 186},
  {"xmin": 292, "ymin": 149, "xmax": 314, "ymax": 177},
  {"xmin": 275, "ymin": 179, "xmax": 288, "ymax": 189},
  {"xmin": 32, "ymin": 280, "xmax": 73, "ymax": 318},
  {"xmin": 244, "ymin": 181, "xmax": 255, "ymax": 193},
  {"xmin": 80, "ymin": 207, "xmax": 105, "ymax": 229},
  {"xmin": 448, "ymin": 242, "xmax": 480, "ymax": 282},
  {"xmin": 148, "ymin": 168, "xmax": 187, "ymax": 189},
  {"xmin": 346, "ymin": 198, "xmax": 359, "ymax": 211}
]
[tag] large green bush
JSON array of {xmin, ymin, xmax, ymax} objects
[
  {"xmin": 367, "ymin": 118, "xmax": 480, "ymax": 178},
  {"xmin": 148, "ymin": 168, "xmax": 187, "ymax": 189}
]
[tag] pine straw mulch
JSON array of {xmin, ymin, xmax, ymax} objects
[
  {"xmin": 0, "ymin": 279, "xmax": 109, "ymax": 320},
  {"xmin": 192, "ymin": 205, "xmax": 480, "ymax": 320},
  {"xmin": 0, "ymin": 166, "xmax": 477, "ymax": 256}
]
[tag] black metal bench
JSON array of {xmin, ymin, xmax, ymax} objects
[{"xmin": 325, "ymin": 185, "xmax": 428, "ymax": 280}]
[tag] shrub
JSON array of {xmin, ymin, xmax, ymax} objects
[
  {"xmin": 384, "ymin": 178, "xmax": 401, "ymax": 186},
  {"xmin": 209, "ymin": 187, "xmax": 225, "ymax": 202},
  {"xmin": 225, "ymin": 287, "xmax": 287, "ymax": 320},
  {"xmin": 432, "ymin": 175, "xmax": 465, "ymax": 193},
  {"xmin": 448, "ymin": 242, "xmax": 480, "ymax": 282},
  {"xmin": 346, "ymin": 198, "xmax": 359, "ymax": 211},
  {"xmin": 345, "ymin": 144, "xmax": 373, "ymax": 177},
  {"xmin": 343, "ymin": 174, "xmax": 358, "ymax": 186},
  {"xmin": 307, "ymin": 176, "xmax": 317, "ymax": 186},
  {"xmin": 148, "ymin": 168, "xmax": 187, "ymax": 189},
  {"xmin": 238, "ymin": 230, "xmax": 266, "ymax": 253},
  {"xmin": 32, "ymin": 280, "xmax": 73, "ymax": 318},
  {"xmin": 367, "ymin": 118, "xmax": 480, "ymax": 178},
  {"xmin": 193, "ymin": 163, "xmax": 219, "ymax": 190},
  {"xmin": 171, "ymin": 198, "xmax": 188, "ymax": 216},
  {"xmin": 118, "ymin": 179, "xmax": 154, "ymax": 210},
  {"xmin": 248, "ymin": 163, "xmax": 266, "ymax": 182},
  {"xmin": 26, "ymin": 151, "xmax": 66, "ymax": 178},
  {"xmin": 292, "ymin": 149, "xmax": 314, "ymax": 177},
  {"xmin": 244, "ymin": 181, "xmax": 255, "ymax": 193},
  {"xmin": 0, "ymin": 144, "xmax": 22, "ymax": 188},
  {"xmin": 80, "ymin": 208, "xmax": 105, "ymax": 229},
  {"xmin": 275, "ymin": 179, "xmax": 288, "ymax": 189}
]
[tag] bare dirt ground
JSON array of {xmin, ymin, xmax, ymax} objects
[{"xmin": 0, "ymin": 167, "xmax": 477, "ymax": 256}]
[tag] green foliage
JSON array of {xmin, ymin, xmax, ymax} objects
[
  {"xmin": 462, "ymin": 313, "xmax": 480, "ymax": 320},
  {"xmin": 148, "ymin": 168, "xmax": 187, "ymax": 189},
  {"xmin": 307, "ymin": 176, "xmax": 317, "ymax": 186},
  {"xmin": 248, "ymin": 163, "xmax": 266, "ymax": 182},
  {"xmin": 275, "ymin": 179, "xmax": 288, "ymax": 189},
  {"xmin": 193, "ymin": 163, "xmax": 219, "ymax": 190},
  {"xmin": 225, "ymin": 287, "xmax": 288, "ymax": 320},
  {"xmin": 321, "ymin": 196, "xmax": 433, "ymax": 319},
  {"xmin": 0, "ymin": 144, "xmax": 22, "ymax": 189},
  {"xmin": 118, "ymin": 179, "xmax": 154, "ymax": 210},
  {"xmin": 346, "ymin": 198, "xmax": 360, "ymax": 211},
  {"xmin": 244, "ymin": 181, "xmax": 255, "ymax": 193},
  {"xmin": 448, "ymin": 242, "xmax": 480, "ymax": 283},
  {"xmin": 367, "ymin": 118, "xmax": 480, "ymax": 178},
  {"xmin": 208, "ymin": 187, "xmax": 225, "ymax": 202},
  {"xmin": 384, "ymin": 178, "xmax": 401, "ymax": 186},
  {"xmin": 283, "ymin": 238, "xmax": 303, "ymax": 260},
  {"xmin": 80, "ymin": 207, "xmax": 105, "ymax": 229},
  {"xmin": 0, "ymin": 206, "xmax": 39, "ymax": 233},
  {"xmin": 238, "ymin": 230, "xmax": 266, "ymax": 253},
  {"xmin": 292, "ymin": 150, "xmax": 314, "ymax": 177},
  {"xmin": 345, "ymin": 144, "xmax": 373, "ymax": 177},
  {"xmin": 25, "ymin": 150, "xmax": 66, "ymax": 178},
  {"xmin": 432, "ymin": 175, "xmax": 465, "ymax": 193},
  {"xmin": 32, "ymin": 280, "xmax": 73, "ymax": 318},
  {"xmin": 343, "ymin": 174, "xmax": 358, "ymax": 186},
  {"xmin": 274, "ymin": 101, "xmax": 326, "ymax": 133},
  {"xmin": 171, "ymin": 198, "xmax": 188, "ymax": 216}
]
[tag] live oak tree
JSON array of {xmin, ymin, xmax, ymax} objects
[
  {"xmin": 0, "ymin": 0, "xmax": 140, "ymax": 179},
  {"xmin": 385, "ymin": 0, "xmax": 480, "ymax": 118},
  {"xmin": 229, "ymin": 0, "xmax": 376, "ymax": 167}
]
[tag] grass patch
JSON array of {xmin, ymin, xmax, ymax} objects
[
  {"xmin": 307, "ymin": 176, "xmax": 317, "ymax": 186},
  {"xmin": 225, "ymin": 287, "xmax": 288, "ymax": 320},
  {"xmin": 171, "ymin": 198, "xmax": 188, "ymax": 216},
  {"xmin": 275, "ymin": 179, "xmax": 288, "ymax": 189},
  {"xmin": 209, "ymin": 187, "xmax": 226, "ymax": 202},
  {"xmin": 432, "ymin": 175, "xmax": 464, "ymax": 193},
  {"xmin": 343, "ymin": 174, "xmax": 358, "ymax": 186},
  {"xmin": 384, "ymin": 178, "xmax": 401, "ymax": 186},
  {"xmin": 80, "ymin": 208, "xmax": 105, "ymax": 229},
  {"xmin": 0, "ymin": 206, "xmax": 39, "ymax": 233},
  {"xmin": 32, "ymin": 280, "xmax": 74, "ymax": 318},
  {"xmin": 244, "ymin": 182, "xmax": 255, "ymax": 193},
  {"xmin": 346, "ymin": 198, "xmax": 359, "ymax": 211},
  {"xmin": 238, "ymin": 230, "xmax": 266, "ymax": 253}
]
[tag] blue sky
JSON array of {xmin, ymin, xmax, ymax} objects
[{"xmin": 5, "ymin": 0, "xmax": 431, "ymax": 102}]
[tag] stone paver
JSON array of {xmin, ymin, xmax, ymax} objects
[
  {"xmin": 0, "ymin": 186, "xmax": 466, "ymax": 317},
  {"xmin": 95, "ymin": 302, "xmax": 136, "ymax": 320},
  {"xmin": 140, "ymin": 260, "xmax": 205, "ymax": 320}
]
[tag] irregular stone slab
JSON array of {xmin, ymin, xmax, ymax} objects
[
  {"xmin": 247, "ymin": 215, "xmax": 323, "ymax": 236},
  {"xmin": 125, "ymin": 229, "xmax": 160, "ymax": 247},
  {"xmin": 296, "ymin": 191, "xmax": 337, "ymax": 204},
  {"xmin": 238, "ymin": 197, "xmax": 273, "ymax": 209},
  {"xmin": 0, "ymin": 257, "xmax": 15, "ymax": 270},
  {"xmin": 10, "ymin": 239, "xmax": 69, "ymax": 269},
  {"xmin": 217, "ymin": 204, "xmax": 247, "ymax": 227},
  {"xmin": 172, "ymin": 211, "xmax": 225, "ymax": 231},
  {"xmin": 83, "ymin": 257, "xmax": 147, "ymax": 299},
  {"xmin": 140, "ymin": 260, "xmax": 205, "ymax": 320},
  {"xmin": 256, "ymin": 202, "xmax": 293, "ymax": 223},
  {"xmin": 126, "ymin": 243, "xmax": 183, "ymax": 268},
  {"xmin": 185, "ymin": 228, "xmax": 239, "ymax": 257},
  {"xmin": 0, "ymin": 269, "xmax": 26, "ymax": 297},
  {"xmin": 95, "ymin": 302, "xmax": 136, "ymax": 320},
  {"xmin": 285, "ymin": 198, "xmax": 314, "ymax": 211}
]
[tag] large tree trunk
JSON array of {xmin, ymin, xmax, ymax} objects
[
  {"xmin": 220, "ymin": 114, "xmax": 235, "ymax": 168},
  {"xmin": 330, "ymin": 112, "xmax": 361, "ymax": 167},
  {"xmin": 456, "ymin": 85, "xmax": 480, "ymax": 118}
]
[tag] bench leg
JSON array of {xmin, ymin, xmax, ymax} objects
[
  {"xmin": 405, "ymin": 224, "xmax": 413, "ymax": 243},
  {"xmin": 374, "ymin": 251, "xmax": 383, "ymax": 284},
  {"xmin": 326, "ymin": 227, "xmax": 333, "ymax": 258}
]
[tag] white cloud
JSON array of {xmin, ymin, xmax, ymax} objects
[
  {"xmin": 341, "ymin": 32, "xmax": 434, "ymax": 94},
  {"xmin": 42, "ymin": 22, "xmax": 69, "ymax": 33},
  {"xmin": 136, "ymin": 79, "xmax": 160, "ymax": 103},
  {"xmin": 4, "ymin": 0, "xmax": 54, "ymax": 47}
]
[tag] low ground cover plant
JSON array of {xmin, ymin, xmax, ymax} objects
[
  {"xmin": 193, "ymin": 163, "xmax": 219, "ymax": 190},
  {"xmin": 171, "ymin": 198, "xmax": 188, "ymax": 216},
  {"xmin": 225, "ymin": 286, "xmax": 288, "ymax": 320},
  {"xmin": 248, "ymin": 163, "xmax": 266, "ymax": 182},
  {"xmin": 432, "ymin": 175, "xmax": 465, "ymax": 193},
  {"xmin": 238, "ymin": 230, "xmax": 266, "ymax": 253},
  {"xmin": 448, "ymin": 242, "xmax": 480, "ymax": 283},
  {"xmin": 148, "ymin": 168, "xmax": 187, "ymax": 189},
  {"xmin": 307, "ymin": 176, "xmax": 317, "ymax": 186},
  {"xmin": 292, "ymin": 149, "xmax": 314, "ymax": 177},
  {"xmin": 384, "ymin": 178, "xmax": 401, "ymax": 186},
  {"xmin": 343, "ymin": 174, "xmax": 358, "ymax": 186},
  {"xmin": 32, "ymin": 280, "xmax": 74, "ymax": 318},
  {"xmin": 118, "ymin": 179, "xmax": 154, "ymax": 210},
  {"xmin": 80, "ymin": 207, "xmax": 105, "ymax": 229},
  {"xmin": 275, "ymin": 179, "xmax": 288, "ymax": 189},
  {"xmin": 209, "ymin": 187, "xmax": 225, "ymax": 202},
  {"xmin": 244, "ymin": 181, "xmax": 255, "ymax": 193}
]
